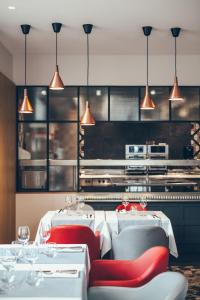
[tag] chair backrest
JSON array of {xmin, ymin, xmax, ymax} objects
[
  {"xmin": 116, "ymin": 203, "xmax": 147, "ymax": 212},
  {"xmin": 47, "ymin": 225, "xmax": 100, "ymax": 262},
  {"xmin": 112, "ymin": 225, "xmax": 169, "ymax": 260}
]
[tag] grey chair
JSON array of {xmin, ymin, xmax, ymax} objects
[
  {"xmin": 112, "ymin": 225, "xmax": 169, "ymax": 260},
  {"xmin": 88, "ymin": 271, "xmax": 188, "ymax": 300}
]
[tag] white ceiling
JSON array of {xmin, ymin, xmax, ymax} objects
[{"xmin": 0, "ymin": 0, "xmax": 200, "ymax": 55}]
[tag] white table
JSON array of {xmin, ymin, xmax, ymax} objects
[
  {"xmin": 35, "ymin": 211, "xmax": 111, "ymax": 257},
  {"xmin": 36, "ymin": 210, "xmax": 178, "ymax": 258},
  {"xmin": 105, "ymin": 211, "xmax": 178, "ymax": 257},
  {"xmin": 0, "ymin": 244, "xmax": 89, "ymax": 299}
]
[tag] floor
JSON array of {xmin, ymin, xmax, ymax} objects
[{"xmin": 170, "ymin": 264, "xmax": 200, "ymax": 300}]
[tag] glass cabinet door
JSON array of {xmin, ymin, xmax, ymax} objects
[
  {"xmin": 18, "ymin": 123, "xmax": 47, "ymax": 190},
  {"xmin": 49, "ymin": 123, "xmax": 78, "ymax": 191},
  {"xmin": 110, "ymin": 87, "xmax": 139, "ymax": 121},
  {"xmin": 140, "ymin": 87, "xmax": 170, "ymax": 121},
  {"xmin": 49, "ymin": 87, "xmax": 78, "ymax": 121},
  {"xmin": 171, "ymin": 87, "xmax": 200, "ymax": 121},
  {"xmin": 80, "ymin": 87, "xmax": 108, "ymax": 121}
]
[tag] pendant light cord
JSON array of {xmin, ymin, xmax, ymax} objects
[
  {"xmin": 86, "ymin": 33, "xmax": 90, "ymax": 100},
  {"xmin": 25, "ymin": 34, "xmax": 27, "ymax": 86},
  {"xmin": 174, "ymin": 37, "xmax": 177, "ymax": 77},
  {"xmin": 56, "ymin": 32, "xmax": 58, "ymax": 67},
  {"xmin": 146, "ymin": 35, "xmax": 149, "ymax": 87}
]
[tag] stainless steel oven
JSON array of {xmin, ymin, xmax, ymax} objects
[
  {"xmin": 147, "ymin": 144, "xmax": 169, "ymax": 159},
  {"xmin": 125, "ymin": 145, "xmax": 147, "ymax": 174},
  {"xmin": 125, "ymin": 145, "xmax": 147, "ymax": 159},
  {"xmin": 147, "ymin": 144, "xmax": 168, "ymax": 174}
]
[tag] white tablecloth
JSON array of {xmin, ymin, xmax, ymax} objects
[
  {"xmin": 0, "ymin": 244, "xmax": 89, "ymax": 299},
  {"xmin": 105, "ymin": 211, "xmax": 178, "ymax": 258},
  {"xmin": 35, "ymin": 210, "xmax": 178, "ymax": 258},
  {"xmin": 35, "ymin": 211, "xmax": 111, "ymax": 257}
]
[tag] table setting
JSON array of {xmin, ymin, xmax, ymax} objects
[{"xmin": 0, "ymin": 241, "xmax": 89, "ymax": 299}]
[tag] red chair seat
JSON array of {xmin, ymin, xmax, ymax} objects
[
  {"xmin": 47, "ymin": 225, "xmax": 100, "ymax": 263},
  {"xmin": 89, "ymin": 246, "xmax": 169, "ymax": 287},
  {"xmin": 116, "ymin": 202, "xmax": 147, "ymax": 212}
]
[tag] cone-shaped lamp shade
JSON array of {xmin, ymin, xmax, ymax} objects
[
  {"xmin": 19, "ymin": 88, "xmax": 33, "ymax": 113},
  {"xmin": 169, "ymin": 76, "xmax": 184, "ymax": 101},
  {"xmin": 49, "ymin": 65, "xmax": 64, "ymax": 90},
  {"xmin": 140, "ymin": 86, "xmax": 156, "ymax": 110},
  {"xmin": 80, "ymin": 101, "xmax": 95, "ymax": 126}
]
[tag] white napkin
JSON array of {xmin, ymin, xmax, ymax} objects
[{"xmin": 41, "ymin": 270, "xmax": 79, "ymax": 278}]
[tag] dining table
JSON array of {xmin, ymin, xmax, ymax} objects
[
  {"xmin": 36, "ymin": 209, "xmax": 178, "ymax": 258},
  {"xmin": 0, "ymin": 244, "xmax": 89, "ymax": 299}
]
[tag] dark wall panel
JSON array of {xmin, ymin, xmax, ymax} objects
[{"xmin": 84, "ymin": 122, "xmax": 191, "ymax": 159}]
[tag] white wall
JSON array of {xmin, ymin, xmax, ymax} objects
[
  {"xmin": 0, "ymin": 42, "xmax": 13, "ymax": 81},
  {"xmin": 13, "ymin": 54, "xmax": 200, "ymax": 86}
]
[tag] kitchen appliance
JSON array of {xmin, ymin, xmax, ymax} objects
[
  {"xmin": 147, "ymin": 144, "xmax": 169, "ymax": 159},
  {"xmin": 125, "ymin": 145, "xmax": 147, "ymax": 174},
  {"xmin": 147, "ymin": 143, "xmax": 168, "ymax": 174}
]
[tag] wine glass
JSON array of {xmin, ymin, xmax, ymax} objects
[
  {"xmin": 24, "ymin": 245, "xmax": 39, "ymax": 266},
  {"xmin": 140, "ymin": 196, "xmax": 148, "ymax": 211},
  {"xmin": 77, "ymin": 195, "xmax": 85, "ymax": 213},
  {"xmin": 11, "ymin": 241, "xmax": 23, "ymax": 261},
  {"xmin": 26, "ymin": 271, "xmax": 43, "ymax": 287},
  {"xmin": 0, "ymin": 249, "xmax": 16, "ymax": 271},
  {"xmin": 17, "ymin": 226, "xmax": 30, "ymax": 245},
  {"xmin": 122, "ymin": 195, "xmax": 129, "ymax": 211},
  {"xmin": 39, "ymin": 223, "xmax": 51, "ymax": 244}
]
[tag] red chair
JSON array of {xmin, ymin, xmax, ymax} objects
[
  {"xmin": 47, "ymin": 225, "xmax": 100, "ymax": 263},
  {"xmin": 116, "ymin": 202, "xmax": 147, "ymax": 212},
  {"xmin": 89, "ymin": 246, "xmax": 169, "ymax": 287}
]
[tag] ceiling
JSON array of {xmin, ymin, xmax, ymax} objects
[{"xmin": 0, "ymin": 0, "xmax": 200, "ymax": 55}]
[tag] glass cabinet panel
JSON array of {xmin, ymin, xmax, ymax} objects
[
  {"xmin": 140, "ymin": 87, "xmax": 170, "ymax": 121},
  {"xmin": 18, "ymin": 87, "xmax": 47, "ymax": 121},
  {"xmin": 18, "ymin": 123, "xmax": 47, "ymax": 190},
  {"xmin": 80, "ymin": 87, "xmax": 108, "ymax": 121},
  {"xmin": 110, "ymin": 87, "xmax": 139, "ymax": 121},
  {"xmin": 49, "ymin": 123, "xmax": 77, "ymax": 191},
  {"xmin": 49, "ymin": 87, "xmax": 78, "ymax": 121},
  {"xmin": 171, "ymin": 87, "xmax": 200, "ymax": 121},
  {"xmin": 49, "ymin": 166, "xmax": 76, "ymax": 191},
  {"xmin": 49, "ymin": 123, "xmax": 77, "ymax": 159}
]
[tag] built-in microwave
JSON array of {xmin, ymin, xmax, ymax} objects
[
  {"xmin": 125, "ymin": 145, "xmax": 147, "ymax": 159},
  {"xmin": 147, "ymin": 144, "xmax": 169, "ymax": 158}
]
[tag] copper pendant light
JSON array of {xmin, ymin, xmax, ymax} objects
[
  {"xmin": 169, "ymin": 27, "xmax": 184, "ymax": 101},
  {"xmin": 140, "ymin": 26, "xmax": 156, "ymax": 110},
  {"xmin": 49, "ymin": 23, "xmax": 64, "ymax": 90},
  {"xmin": 19, "ymin": 24, "xmax": 33, "ymax": 114},
  {"xmin": 80, "ymin": 24, "xmax": 95, "ymax": 126}
]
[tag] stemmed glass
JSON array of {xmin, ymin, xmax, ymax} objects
[
  {"xmin": 122, "ymin": 195, "xmax": 129, "ymax": 211},
  {"xmin": 0, "ymin": 249, "xmax": 16, "ymax": 291},
  {"xmin": 77, "ymin": 195, "xmax": 85, "ymax": 213},
  {"xmin": 17, "ymin": 226, "xmax": 30, "ymax": 245},
  {"xmin": 24, "ymin": 245, "xmax": 39, "ymax": 266},
  {"xmin": 140, "ymin": 195, "xmax": 148, "ymax": 211},
  {"xmin": 39, "ymin": 223, "xmax": 51, "ymax": 244},
  {"xmin": 11, "ymin": 241, "xmax": 23, "ymax": 261}
]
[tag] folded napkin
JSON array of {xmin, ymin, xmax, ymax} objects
[
  {"xmin": 56, "ymin": 246, "xmax": 84, "ymax": 253},
  {"xmin": 42, "ymin": 270, "xmax": 79, "ymax": 278}
]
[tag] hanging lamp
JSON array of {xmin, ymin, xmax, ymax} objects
[
  {"xmin": 80, "ymin": 24, "xmax": 95, "ymax": 126},
  {"xmin": 19, "ymin": 24, "xmax": 33, "ymax": 114},
  {"xmin": 169, "ymin": 27, "xmax": 183, "ymax": 101},
  {"xmin": 140, "ymin": 26, "xmax": 156, "ymax": 110},
  {"xmin": 49, "ymin": 22, "xmax": 64, "ymax": 90}
]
